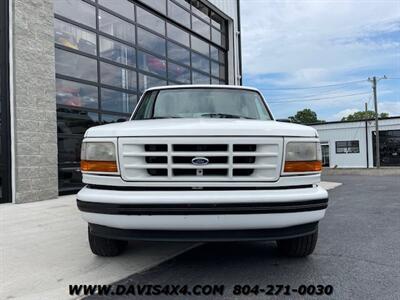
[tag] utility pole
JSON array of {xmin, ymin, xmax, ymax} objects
[
  {"xmin": 367, "ymin": 75, "xmax": 387, "ymax": 168},
  {"xmin": 365, "ymin": 102, "xmax": 369, "ymax": 168}
]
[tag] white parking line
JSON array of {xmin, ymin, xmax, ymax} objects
[{"xmin": 320, "ymin": 181, "xmax": 342, "ymax": 190}]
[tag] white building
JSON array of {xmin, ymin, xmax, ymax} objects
[{"xmin": 311, "ymin": 117, "xmax": 400, "ymax": 168}]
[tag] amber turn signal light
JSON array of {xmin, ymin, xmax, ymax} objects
[
  {"xmin": 284, "ymin": 160, "xmax": 322, "ymax": 172},
  {"xmin": 80, "ymin": 160, "xmax": 118, "ymax": 172}
]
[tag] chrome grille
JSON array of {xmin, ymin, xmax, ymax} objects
[{"xmin": 119, "ymin": 137, "xmax": 283, "ymax": 182}]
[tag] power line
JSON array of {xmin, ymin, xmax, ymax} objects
[
  {"xmin": 267, "ymin": 88, "xmax": 368, "ymax": 101},
  {"xmin": 257, "ymin": 79, "xmax": 367, "ymax": 91},
  {"xmin": 268, "ymin": 91, "xmax": 370, "ymax": 104}
]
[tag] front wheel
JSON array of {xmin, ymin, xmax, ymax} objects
[
  {"xmin": 88, "ymin": 226, "xmax": 127, "ymax": 257},
  {"xmin": 277, "ymin": 229, "xmax": 318, "ymax": 257}
]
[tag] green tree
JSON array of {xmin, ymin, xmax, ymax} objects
[
  {"xmin": 341, "ymin": 111, "xmax": 389, "ymax": 121},
  {"xmin": 288, "ymin": 109, "xmax": 325, "ymax": 124}
]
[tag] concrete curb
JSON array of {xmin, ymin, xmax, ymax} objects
[{"xmin": 322, "ymin": 168, "xmax": 400, "ymax": 176}]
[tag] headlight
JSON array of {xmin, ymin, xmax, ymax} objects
[
  {"xmin": 80, "ymin": 142, "xmax": 118, "ymax": 173},
  {"xmin": 284, "ymin": 142, "xmax": 322, "ymax": 172}
]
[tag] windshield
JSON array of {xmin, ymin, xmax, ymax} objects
[{"xmin": 133, "ymin": 88, "xmax": 272, "ymax": 120}]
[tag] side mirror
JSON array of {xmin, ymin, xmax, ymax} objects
[{"xmin": 276, "ymin": 118, "xmax": 291, "ymax": 123}]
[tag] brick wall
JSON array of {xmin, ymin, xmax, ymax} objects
[{"xmin": 13, "ymin": 0, "xmax": 58, "ymax": 202}]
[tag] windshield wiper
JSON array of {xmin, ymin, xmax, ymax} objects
[
  {"xmin": 200, "ymin": 113, "xmax": 255, "ymax": 120},
  {"xmin": 145, "ymin": 116, "xmax": 184, "ymax": 120}
]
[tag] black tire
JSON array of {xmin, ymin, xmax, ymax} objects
[
  {"xmin": 88, "ymin": 226, "xmax": 127, "ymax": 257},
  {"xmin": 277, "ymin": 229, "xmax": 318, "ymax": 257}
]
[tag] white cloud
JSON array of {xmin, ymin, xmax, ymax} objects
[
  {"xmin": 241, "ymin": 0, "xmax": 400, "ymax": 78},
  {"xmin": 379, "ymin": 101, "xmax": 400, "ymax": 115},
  {"xmin": 241, "ymin": 0, "xmax": 400, "ymax": 121}
]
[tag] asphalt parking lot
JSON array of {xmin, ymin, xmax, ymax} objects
[{"xmin": 87, "ymin": 175, "xmax": 400, "ymax": 300}]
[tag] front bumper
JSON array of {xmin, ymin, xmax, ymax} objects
[
  {"xmin": 77, "ymin": 185, "xmax": 328, "ymax": 234},
  {"xmin": 88, "ymin": 222, "xmax": 319, "ymax": 242}
]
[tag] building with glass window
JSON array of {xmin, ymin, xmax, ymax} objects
[{"xmin": 1, "ymin": 0, "xmax": 242, "ymax": 203}]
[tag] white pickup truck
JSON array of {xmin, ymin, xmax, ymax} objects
[{"xmin": 77, "ymin": 85, "xmax": 328, "ymax": 257}]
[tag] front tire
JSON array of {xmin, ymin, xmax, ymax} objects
[
  {"xmin": 88, "ymin": 226, "xmax": 127, "ymax": 257},
  {"xmin": 277, "ymin": 229, "xmax": 318, "ymax": 257}
]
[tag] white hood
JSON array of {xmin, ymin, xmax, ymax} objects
[{"xmin": 85, "ymin": 119, "xmax": 318, "ymax": 138}]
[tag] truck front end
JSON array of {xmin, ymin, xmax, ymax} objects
[{"xmin": 77, "ymin": 86, "xmax": 328, "ymax": 257}]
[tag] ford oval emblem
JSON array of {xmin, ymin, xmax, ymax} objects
[{"xmin": 191, "ymin": 157, "xmax": 209, "ymax": 165}]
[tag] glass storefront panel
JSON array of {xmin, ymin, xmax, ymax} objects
[
  {"xmin": 99, "ymin": 10, "xmax": 135, "ymax": 44},
  {"xmin": 55, "ymin": 48, "xmax": 98, "ymax": 82},
  {"xmin": 192, "ymin": 52, "xmax": 210, "ymax": 73},
  {"xmin": 167, "ymin": 41, "xmax": 190, "ymax": 66},
  {"xmin": 168, "ymin": 62, "xmax": 190, "ymax": 83},
  {"xmin": 100, "ymin": 62, "xmax": 137, "ymax": 90},
  {"xmin": 54, "ymin": 19, "xmax": 97, "ymax": 55},
  {"xmin": 191, "ymin": 35, "xmax": 209, "ymax": 56},
  {"xmin": 54, "ymin": 0, "xmax": 228, "ymax": 194},
  {"xmin": 142, "ymin": 0, "xmax": 167, "ymax": 14},
  {"xmin": 168, "ymin": 1, "xmax": 190, "ymax": 28},
  {"xmin": 137, "ymin": 6, "xmax": 165, "ymax": 35},
  {"xmin": 56, "ymin": 78, "xmax": 98, "ymax": 109},
  {"xmin": 0, "ymin": 0, "xmax": 10, "ymax": 202},
  {"xmin": 57, "ymin": 108, "xmax": 99, "ymax": 135},
  {"xmin": 192, "ymin": 71, "xmax": 210, "ymax": 84},
  {"xmin": 191, "ymin": 0, "xmax": 210, "ymax": 22},
  {"xmin": 173, "ymin": 0, "xmax": 190, "ymax": 9},
  {"xmin": 138, "ymin": 73, "xmax": 167, "ymax": 92},
  {"xmin": 138, "ymin": 51, "xmax": 167, "ymax": 77},
  {"xmin": 101, "ymin": 88, "xmax": 137, "ymax": 113},
  {"xmin": 192, "ymin": 15, "xmax": 211, "ymax": 39},
  {"xmin": 137, "ymin": 28, "xmax": 166, "ymax": 57},
  {"xmin": 166, "ymin": 23, "xmax": 190, "ymax": 47},
  {"xmin": 98, "ymin": 0, "xmax": 135, "ymax": 20},
  {"xmin": 54, "ymin": 0, "xmax": 96, "ymax": 28},
  {"xmin": 99, "ymin": 36, "xmax": 136, "ymax": 67}
]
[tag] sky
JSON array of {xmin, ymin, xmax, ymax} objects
[{"xmin": 240, "ymin": 0, "xmax": 400, "ymax": 121}]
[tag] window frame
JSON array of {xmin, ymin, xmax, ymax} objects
[{"xmin": 335, "ymin": 140, "xmax": 360, "ymax": 154}]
